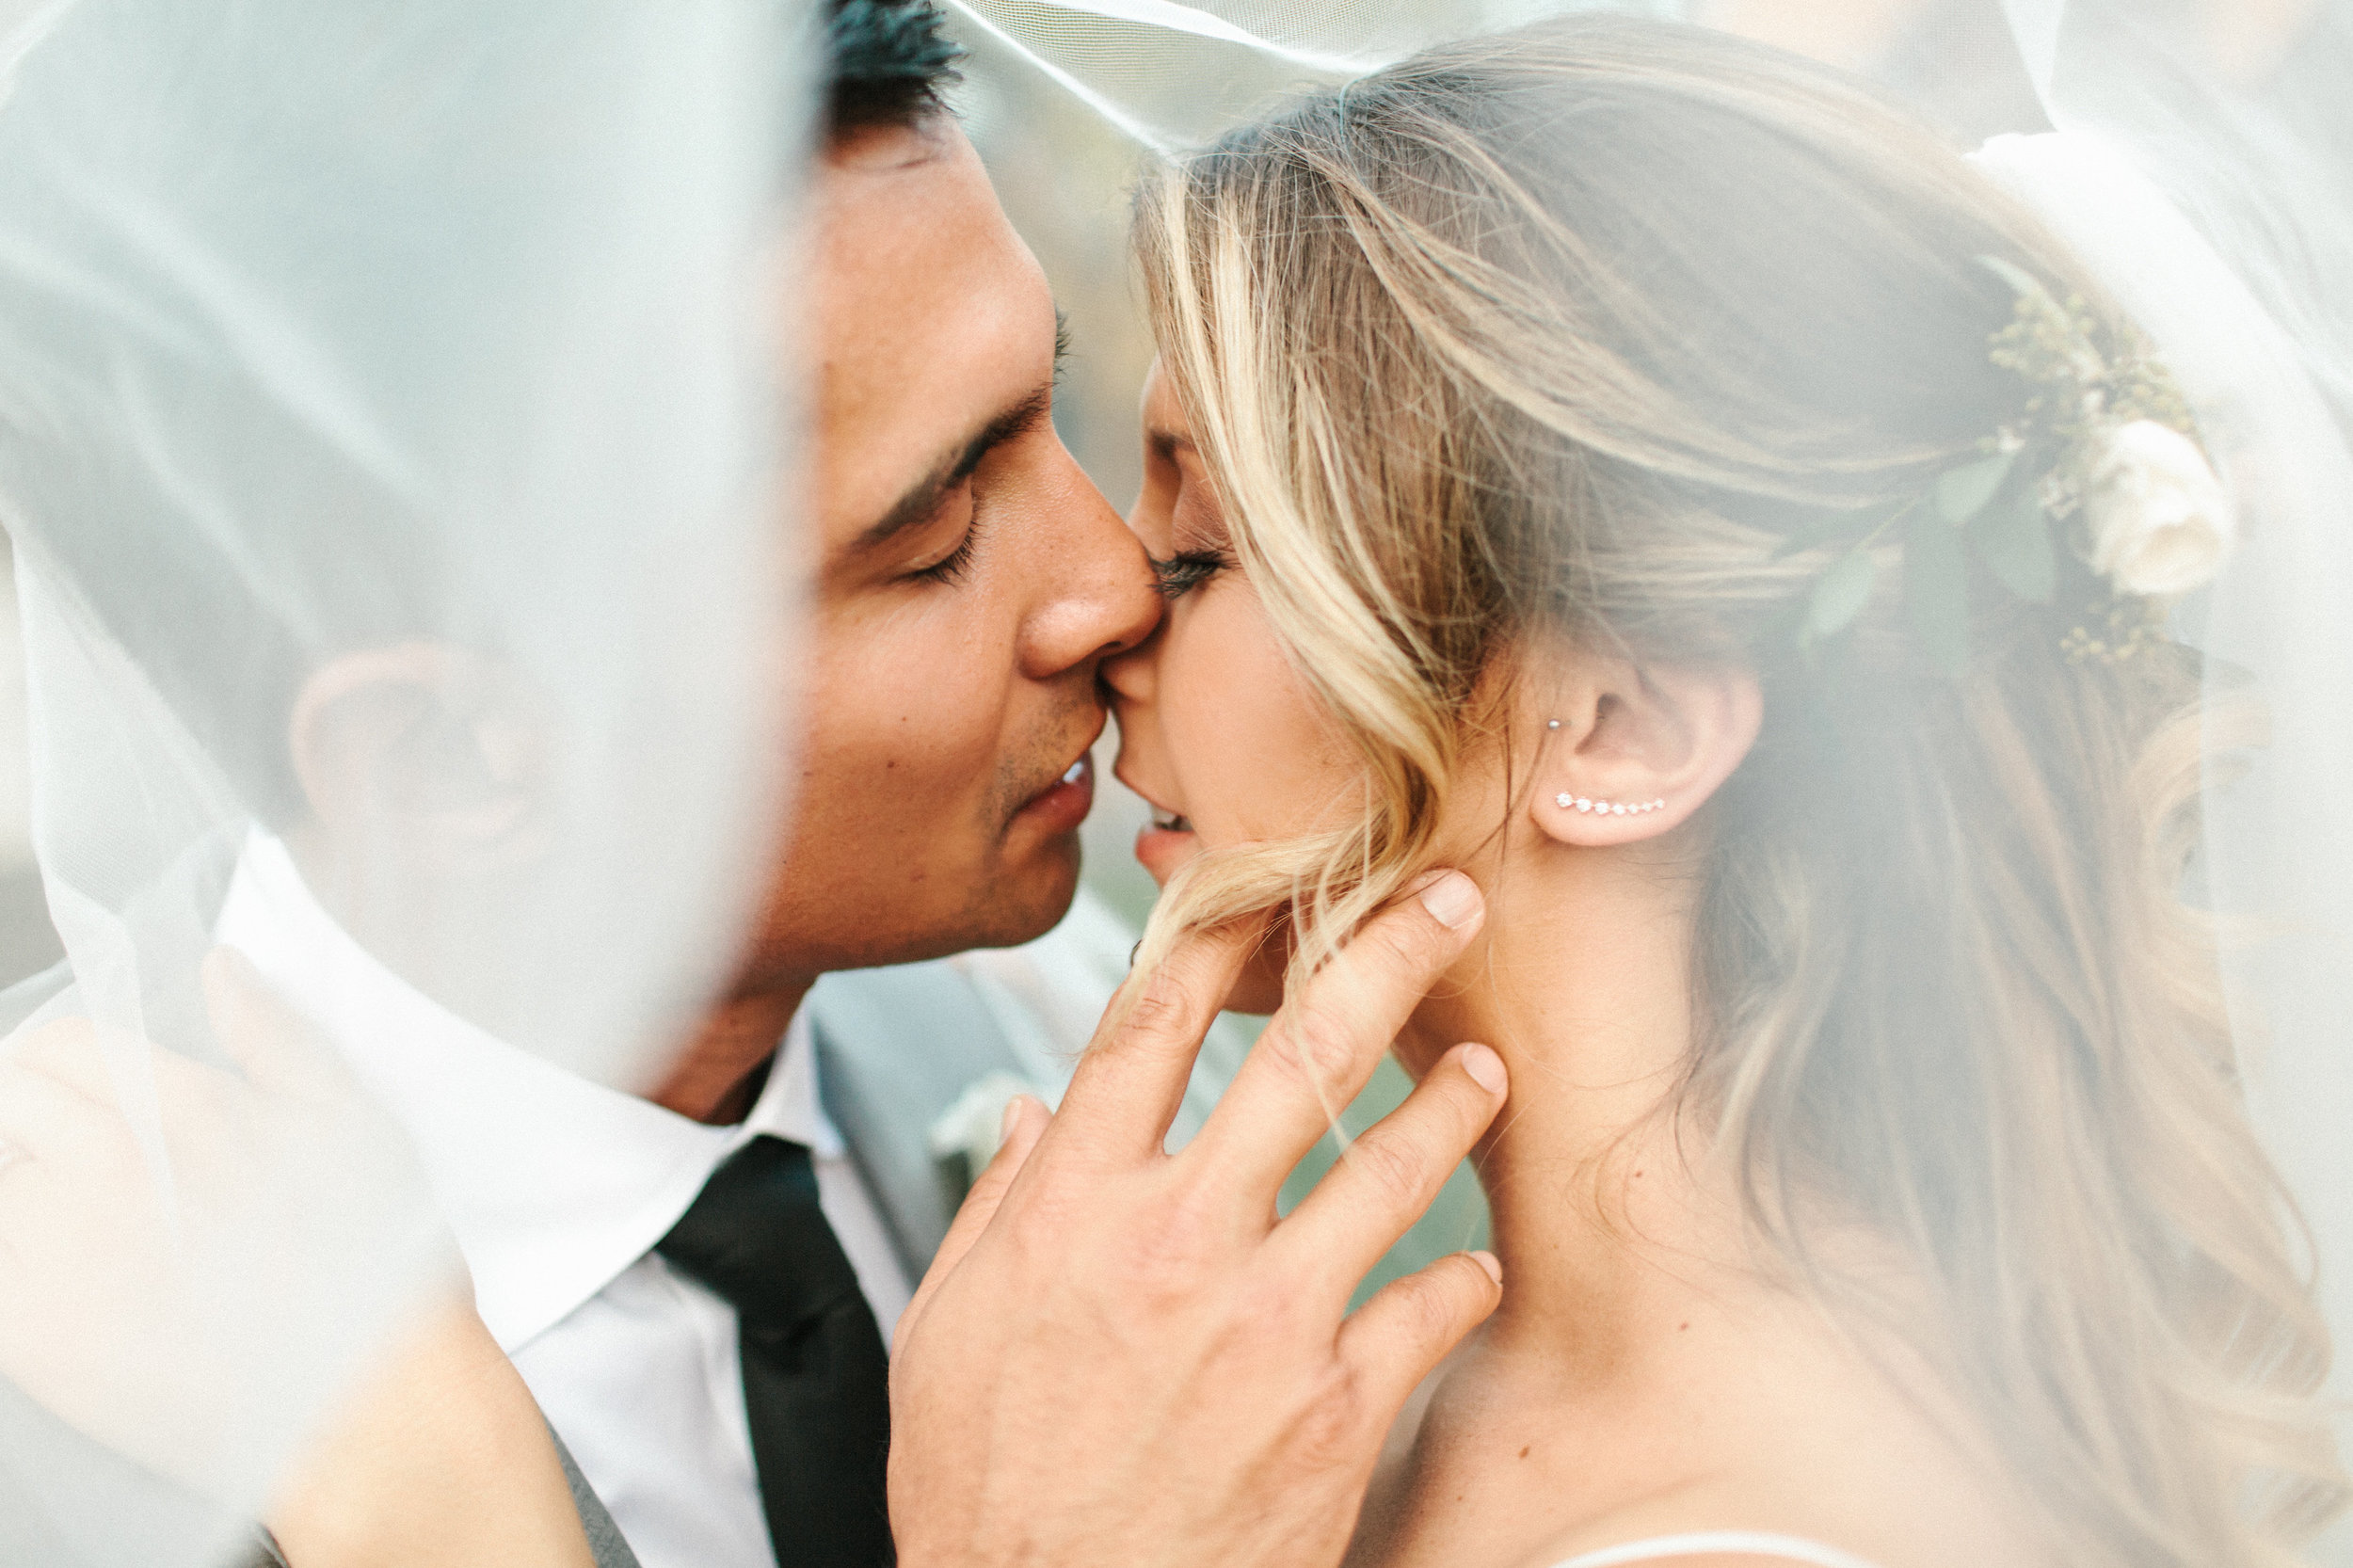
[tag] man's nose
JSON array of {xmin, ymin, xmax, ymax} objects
[{"xmin": 1022, "ymin": 461, "xmax": 1163, "ymax": 679}]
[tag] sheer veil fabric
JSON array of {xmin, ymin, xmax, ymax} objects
[
  {"xmin": 0, "ymin": 1, "xmax": 795, "ymax": 1561},
  {"xmin": 1992, "ymin": 0, "xmax": 2353, "ymax": 1472},
  {"xmin": 1970, "ymin": 16, "xmax": 2353, "ymax": 1554},
  {"xmin": 0, "ymin": 0, "xmax": 2342, "ymax": 1564},
  {"xmin": 948, "ymin": 0, "xmax": 2353, "ymax": 1561}
]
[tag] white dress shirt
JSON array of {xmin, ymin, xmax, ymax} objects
[{"xmin": 216, "ymin": 830, "xmax": 914, "ymax": 1568}]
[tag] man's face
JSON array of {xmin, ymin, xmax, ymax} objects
[{"xmin": 741, "ymin": 120, "xmax": 1160, "ymax": 983}]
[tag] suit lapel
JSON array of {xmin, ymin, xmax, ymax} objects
[{"xmin": 807, "ymin": 959, "xmax": 1031, "ymax": 1283}]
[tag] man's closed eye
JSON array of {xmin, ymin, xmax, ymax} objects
[{"xmin": 907, "ymin": 496, "xmax": 985, "ymax": 586}]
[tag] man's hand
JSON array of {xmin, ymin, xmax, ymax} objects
[
  {"xmin": 888, "ymin": 870, "xmax": 1506, "ymax": 1568},
  {"xmin": 271, "ymin": 1296, "xmax": 595, "ymax": 1568},
  {"xmin": 0, "ymin": 951, "xmax": 451, "ymax": 1500},
  {"xmin": 0, "ymin": 952, "xmax": 592, "ymax": 1568}
]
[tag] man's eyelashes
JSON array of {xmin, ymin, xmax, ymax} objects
[
  {"xmin": 1148, "ymin": 549, "xmax": 1231, "ymax": 600},
  {"xmin": 908, "ymin": 507, "xmax": 984, "ymax": 586}
]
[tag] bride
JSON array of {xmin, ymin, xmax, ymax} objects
[
  {"xmin": 72, "ymin": 16, "xmax": 2345, "ymax": 1568},
  {"xmin": 1101, "ymin": 16, "xmax": 2343, "ymax": 1568}
]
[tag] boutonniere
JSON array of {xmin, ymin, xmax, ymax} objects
[{"xmin": 927, "ymin": 1069, "xmax": 1042, "ymax": 1188}]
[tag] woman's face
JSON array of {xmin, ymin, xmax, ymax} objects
[{"xmin": 1105, "ymin": 362, "xmax": 1362, "ymax": 893}]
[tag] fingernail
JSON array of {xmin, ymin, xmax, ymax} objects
[
  {"xmin": 1000, "ymin": 1096, "xmax": 1027, "ymax": 1142},
  {"xmin": 1458, "ymin": 1043, "xmax": 1508, "ymax": 1096},
  {"xmin": 1417, "ymin": 871, "xmax": 1481, "ymax": 929},
  {"xmin": 1470, "ymin": 1250, "xmax": 1503, "ymax": 1285}
]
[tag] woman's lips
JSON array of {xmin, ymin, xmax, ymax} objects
[{"xmin": 1133, "ymin": 802, "xmax": 1200, "ymax": 886}]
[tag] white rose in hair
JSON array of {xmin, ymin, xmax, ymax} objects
[{"xmin": 2085, "ymin": 420, "xmax": 2235, "ymax": 597}]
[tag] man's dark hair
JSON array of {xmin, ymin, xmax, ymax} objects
[{"xmin": 825, "ymin": 0, "xmax": 963, "ymax": 136}]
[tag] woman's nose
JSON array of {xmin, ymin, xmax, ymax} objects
[{"xmin": 1100, "ymin": 617, "xmax": 1160, "ymax": 704}]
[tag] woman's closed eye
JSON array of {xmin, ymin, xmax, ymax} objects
[{"xmin": 1148, "ymin": 548, "xmax": 1232, "ymax": 600}]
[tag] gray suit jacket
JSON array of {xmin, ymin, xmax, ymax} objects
[{"xmin": 807, "ymin": 957, "xmax": 1033, "ymax": 1283}]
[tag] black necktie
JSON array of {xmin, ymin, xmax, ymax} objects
[{"xmin": 656, "ymin": 1135, "xmax": 893, "ymax": 1568}]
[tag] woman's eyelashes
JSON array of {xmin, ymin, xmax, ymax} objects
[{"xmin": 1148, "ymin": 548, "xmax": 1232, "ymax": 600}]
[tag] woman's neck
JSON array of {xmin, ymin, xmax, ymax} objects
[{"xmin": 1398, "ymin": 844, "xmax": 1743, "ymax": 1357}]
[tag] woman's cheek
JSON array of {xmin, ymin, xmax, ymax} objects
[{"xmin": 1167, "ymin": 586, "xmax": 1351, "ymax": 848}]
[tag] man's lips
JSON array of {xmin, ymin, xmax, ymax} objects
[{"xmin": 1013, "ymin": 749, "xmax": 1096, "ymax": 836}]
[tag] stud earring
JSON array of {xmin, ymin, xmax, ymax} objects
[
  {"xmin": 1545, "ymin": 719, "xmax": 1561, "ymax": 730},
  {"xmin": 1555, "ymin": 792, "xmax": 1668, "ymax": 817}
]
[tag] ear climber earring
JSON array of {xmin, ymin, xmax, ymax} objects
[{"xmin": 1555, "ymin": 792, "xmax": 1668, "ymax": 817}]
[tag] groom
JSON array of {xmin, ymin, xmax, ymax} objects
[
  {"xmin": 488, "ymin": 7, "xmax": 1505, "ymax": 1565},
  {"xmin": 0, "ymin": 3, "xmax": 1506, "ymax": 1566}
]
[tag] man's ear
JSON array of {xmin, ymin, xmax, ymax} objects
[
  {"xmin": 288, "ymin": 643, "xmax": 554, "ymax": 873},
  {"xmin": 1527, "ymin": 654, "xmax": 1762, "ymax": 847}
]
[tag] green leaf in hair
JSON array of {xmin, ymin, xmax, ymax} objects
[
  {"xmin": 1934, "ymin": 450, "xmax": 2017, "ymax": 523},
  {"xmin": 1903, "ymin": 506, "xmax": 1972, "ymax": 677},
  {"xmin": 1802, "ymin": 549, "xmax": 1879, "ymax": 646},
  {"xmin": 1972, "ymin": 486, "xmax": 2057, "ymax": 604}
]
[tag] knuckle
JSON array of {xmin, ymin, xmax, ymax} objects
[
  {"xmin": 1003, "ymin": 1176, "xmax": 1085, "ymax": 1250},
  {"xmin": 1414, "ymin": 1279, "xmax": 1465, "ymax": 1344},
  {"xmin": 1230, "ymin": 1277, "xmax": 1308, "ymax": 1353},
  {"xmin": 1045, "ymin": 1177, "xmax": 1224, "ymax": 1307},
  {"xmin": 1426, "ymin": 1067, "xmax": 1498, "ymax": 1131},
  {"xmin": 1287, "ymin": 1367, "xmax": 1370, "ymax": 1472},
  {"xmin": 1360, "ymin": 904, "xmax": 1448, "ymax": 975},
  {"xmin": 1105, "ymin": 967, "xmax": 1193, "ymax": 1052},
  {"xmin": 1393, "ymin": 1272, "xmax": 1463, "ymax": 1349},
  {"xmin": 1271, "ymin": 1000, "xmax": 1360, "ymax": 1085},
  {"xmin": 1341, "ymin": 1132, "xmax": 1429, "ymax": 1214},
  {"xmin": 1125, "ymin": 1224, "xmax": 1217, "ymax": 1306}
]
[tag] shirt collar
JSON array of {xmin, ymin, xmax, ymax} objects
[{"xmin": 214, "ymin": 828, "xmax": 841, "ymax": 1352}]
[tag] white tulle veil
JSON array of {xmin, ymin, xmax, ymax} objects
[
  {"xmin": 1969, "ymin": 19, "xmax": 2353, "ymax": 1558},
  {"xmin": 0, "ymin": 0, "xmax": 795, "ymax": 1560},
  {"xmin": 0, "ymin": 0, "xmax": 2343, "ymax": 1561}
]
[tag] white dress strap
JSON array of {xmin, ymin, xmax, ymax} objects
[{"xmin": 1549, "ymin": 1531, "xmax": 1888, "ymax": 1568}]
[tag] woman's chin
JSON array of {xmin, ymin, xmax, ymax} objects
[{"xmin": 1133, "ymin": 823, "xmax": 1203, "ymax": 885}]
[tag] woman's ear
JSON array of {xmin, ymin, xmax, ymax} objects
[
  {"xmin": 288, "ymin": 643, "xmax": 554, "ymax": 874},
  {"xmin": 1527, "ymin": 655, "xmax": 1761, "ymax": 847}
]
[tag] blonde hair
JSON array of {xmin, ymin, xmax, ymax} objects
[{"xmin": 1128, "ymin": 17, "xmax": 2345, "ymax": 1565}]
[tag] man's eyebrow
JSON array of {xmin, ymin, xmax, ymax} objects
[{"xmin": 853, "ymin": 381, "xmax": 1056, "ymax": 553}]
